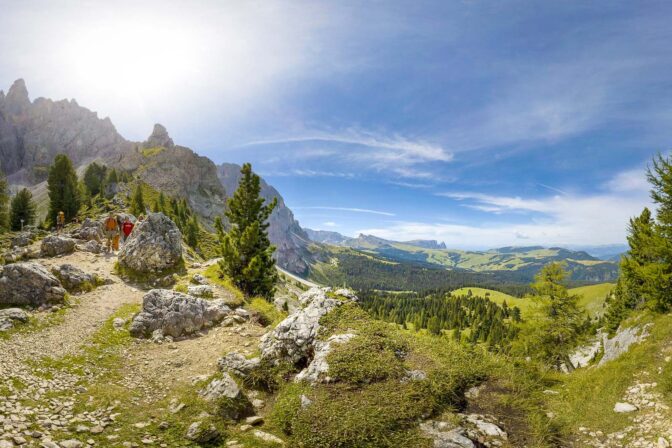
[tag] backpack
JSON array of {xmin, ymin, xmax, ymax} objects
[{"xmin": 105, "ymin": 217, "xmax": 118, "ymax": 231}]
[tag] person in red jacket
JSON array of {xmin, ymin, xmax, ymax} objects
[{"xmin": 121, "ymin": 217, "xmax": 134, "ymax": 244}]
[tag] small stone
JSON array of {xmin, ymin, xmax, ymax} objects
[
  {"xmin": 614, "ymin": 402, "xmax": 638, "ymax": 413},
  {"xmin": 90, "ymin": 425, "xmax": 104, "ymax": 434},
  {"xmin": 60, "ymin": 441, "xmax": 84, "ymax": 448},
  {"xmin": 158, "ymin": 422, "xmax": 169, "ymax": 430},
  {"xmin": 245, "ymin": 416, "xmax": 264, "ymax": 426},
  {"xmin": 252, "ymin": 430, "xmax": 285, "ymax": 445}
]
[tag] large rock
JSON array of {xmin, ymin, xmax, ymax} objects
[
  {"xmin": 218, "ymin": 352, "xmax": 262, "ymax": 377},
  {"xmin": 0, "ymin": 308, "xmax": 29, "ymax": 331},
  {"xmin": 185, "ymin": 421, "xmax": 220, "ymax": 444},
  {"xmin": 259, "ymin": 287, "xmax": 357, "ymax": 365},
  {"xmin": 0, "ymin": 262, "xmax": 66, "ymax": 306},
  {"xmin": 71, "ymin": 218, "xmax": 103, "ymax": 242},
  {"xmin": 118, "ymin": 213, "xmax": 183, "ymax": 274},
  {"xmin": 129, "ymin": 289, "xmax": 231, "ymax": 338},
  {"xmin": 40, "ymin": 235, "xmax": 77, "ymax": 257},
  {"xmin": 200, "ymin": 373, "xmax": 254, "ymax": 420},
  {"xmin": 599, "ymin": 324, "xmax": 651, "ymax": 366},
  {"xmin": 50, "ymin": 264, "xmax": 103, "ymax": 292}
]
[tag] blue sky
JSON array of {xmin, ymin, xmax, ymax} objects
[{"xmin": 1, "ymin": 0, "xmax": 671, "ymax": 248}]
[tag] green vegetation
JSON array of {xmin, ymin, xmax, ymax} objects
[
  {"xmin": 606, "ymin": 153, "xmax": 672, "ymax": 331},
  {"xmin": 203, "ymin": 264, "xmax": 244, "ymax": 304},
  {"xmin": 265, "ymin": 301, "xmax": 556, "ymax": 447},
  {"xmin": 219, "ymin": 163, "xmax": 278, "ymax": 300},
  {"xmin": 309, "ymin": 246, "xmax": 533, "ymax": 296},
  {"xmin": 47, "ymin": 154, "xmax": 81, "ymax": 224},
  {"xmin": 83, "ymin": 162, "xmax": 108, "ymax": 197},
  {"xmin": 247, "ymin": 297, "xmax": 287, "ymax": 327},
  {"xmin": 130, "ymin": 182, "xmax": 146, "ymax": 216},
  {"xmin": 360, "ymin": 290, "xmax": 520, "ymax": 350},
  {"xmin": 569, "ymin": 283, "xmax": 613, "ymax": 317},
  {"xmin": 9, "ymin": 187, "xmax": 36, "ymax": 230}
]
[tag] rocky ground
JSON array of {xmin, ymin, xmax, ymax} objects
[{"xmin": 0, "ymin": 247, "xmax": 268, "ymax": 448}]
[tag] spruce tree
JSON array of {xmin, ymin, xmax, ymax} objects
[
  {"xmin": 218, "ymin": 163, "xmax": 278, "ymax": 299},
  {"xmin": 10, "ymin": 188, "xmax": 36, "ymax": 231},
  {"xmin": 186, "ymin": 215, "xmax": 199, "ymax": 248},
  {"xmin": 0, "ymin": 168, "xmax": 9, "ymax": 232},
  {"xmin": 83, "ymin": 162, "xmax": 107, "ymax": 196},
  {"xmin": 47, "ymin": 154, "xmax": 81, "ymax": 224},
  {"xmin": 130, "ymin": 183, "xmax": 146, "ymax": 217}
]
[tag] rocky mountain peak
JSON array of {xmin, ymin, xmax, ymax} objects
[
  {"xmin": 5, "ymin": 78, "xmax": 31, "ymax": 114},
  {"xmin": 146, "ymin": 123, "xmax": 174, "ymax": 148}
]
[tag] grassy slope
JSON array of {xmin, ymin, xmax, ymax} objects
[
  {"xmin": 569, "ymin": 283, "xmax": 614, "ymax": 317},
  {"xmin": 452, "ymin": 284, "xmax": 614, "ymax": 319},
  {"xmin": 544, "ymin": 310, "xmax": 672, "ymax": 442}
]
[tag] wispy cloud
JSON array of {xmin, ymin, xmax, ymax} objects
[
  {"xmin": 293, "ymin": 206, "xmax": 396, "ymax": 217},
  {"xmin": 323, "ymin": 221, "xmax": 338, "ymax": 227},
  {"xmin": 359, "ymin": 167, "xmax": 653, "ymax": 247}
]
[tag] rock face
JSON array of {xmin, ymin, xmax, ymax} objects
[
  {"xmin": 0, "ymin": 79, "xmax": 130, "ymax": 184},
  {"xmin": 118, "ymin": 213, "xmax": 183, "ymax": 274},
  {"xmin": 599, "ymin": 324, "xmax": 651, "ymax": 366},
  {"xmin": 0, "ymin": 308, "xmax": 29, "ymax": 331},
  {"xmin": 71, "ymin": 218, "xmax": 103, "ymax": 242},
  {"xmin": 218, "ymin": 353, "xmax": 262, "ymax": 377},
  {"xmin": 129, "ymin": 289, "xmax": 231, "ymax": 338},
  {"xmin": 40, "ymin": 235, "xmax": 77, "ymax": 257},
  {"xmin": 259, "ymin": 288, "xmax": 357, "ymax": 365},
  {"xmin": 0, "ymin": 262, "xmax": 66, "ymax": 306},
  {"xmin": 50, "ymin": 264, "xmax": 103, "ymax": 292},
  {"xmin": 217, "ymin": 163, "xmax": 313, "ymax": 275},
  {"xmin": 200, "ymin": 373, "xmax": 254, "ymax": 420},
  {"xmin": 146, "ymin": 123, "xmax": 174, "ymax": 148}
]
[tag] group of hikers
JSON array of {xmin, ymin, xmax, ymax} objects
[
  {"xmin": 104, "ymin": 212, "xmax": 138, "ymax": 253},
  {"xmin": 55, "ymin": 210, "xmax": 139, "ymax": 254}
]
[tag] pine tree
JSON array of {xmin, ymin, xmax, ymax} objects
[
  {"xmin": 427, "ymin": 316, "xmax": 442, "ymax": 335},
  {"xmin": 10, "ymin": 188, "xmax": 36, "ymax": 231},
  {"xmin": 83, "ymin": 162, "xmax": 108, "ymax": 196},
  {"xmin": 0, "ymin": 168, "xmax": 9, "ymax": 232},
  {"xmin": 47, "ymin": 154, "xmax": 81, "ymax": 224},
  {"xmin": 214, "ymin": 216, "xmax": 225, "ymax": 237},
  {"xmin": 130, "ymin": 183, "xmax": 146, "ymax": 217},
  {"xmin": 186, "ymin": 215, "xmax": 199, "ymax": 248},
  {"xmin": 218, "ymin": 163, "xmax": 278, "ymax": 299}
]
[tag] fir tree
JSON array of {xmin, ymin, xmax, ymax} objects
[
  {"xmin": 83, "ymin": 162, "xmax": 107, "ymax": 196},
  {"xmin": 130, "ymin": 183, "xmax": 146, "ymax": 217},
  {"xmin": 0, "ymin": 168, "xmax": 9, "ymax": 232},
  {"xmin": 10, "ymin": 188, "xmax": 36, "ymax": 231},
  {"xmin": 186, "ymin": 215, "xmax": 199, "ymax": 248},
  {"xmin": 47, "ymin": 154, "xmax": 81, "ymax": 224},
  {"xmin": 214, "ymin": 215, "xmax": 225, "ymax": 237},
  {"xmin": 218, "ymin": 163, "xmax": 278, "ymax": 299}
]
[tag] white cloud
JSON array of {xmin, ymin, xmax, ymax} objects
[
  {"xmin": 359, "ymin": 167, "xmax": 652, "ymax": 248},
  {"xmin": 293, "ymin": 206, "xmax": 396, "ymax": 217},
  {"xmin": 242, "ymin": 128, "xmax": 451, "ymax": 179},
  {"xmin": 323, "ymin": 221, "xmax": 338, "ymax": 227}
]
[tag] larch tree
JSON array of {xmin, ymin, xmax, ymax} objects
[{"xmin": 10, "ymin": 188, "xmax": 36, "ymax": 231}]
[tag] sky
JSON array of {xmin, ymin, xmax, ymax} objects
[{"xmin": 1, "ymin": 0, "xmax": 671, "ymax": 249}]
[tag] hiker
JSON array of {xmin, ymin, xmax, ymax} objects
[
  {"xmin": 56, "ymin": 211, "xmax": 65, "ymax": 233},
  {"xmin": 121, "ymin": 217, "xmax": 134, "ymax": 243},
  {"xmin": 104, "ymin": 212, "xmax": 120, "ymax": 253}
]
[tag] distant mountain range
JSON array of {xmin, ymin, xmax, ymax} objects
[{"xmin": 304, "ymin": 229, "xmax": 620, "ymax": 284}]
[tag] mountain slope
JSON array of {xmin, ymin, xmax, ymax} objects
[
  {"xmin": 305, "ymin": 230, "xmax": 619, "ymax": 283},
  {"xmin": 0, "ymin": 79, "xmax": 312, "ymax": 274}
]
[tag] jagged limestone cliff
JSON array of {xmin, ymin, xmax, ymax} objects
[{"xmin": 0, "ymin": 79, "xmax": 313, "ymax": 274}]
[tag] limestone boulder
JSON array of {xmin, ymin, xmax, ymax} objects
[
  {"xmin": 40, "ymin": 235, "xmax": 77, "ymax": 257},
  {"xmin": 129, "ymin": 289, "xmax": 231, "ymax": 338},
  {"xmin": 0, "ymin": 262, "xmax": 66, "ymax": 306},
  {"xmin": 118, "ymin": 213, "xmax": 182, "ymax": 274}
]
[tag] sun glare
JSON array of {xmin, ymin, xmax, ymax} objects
[{"xmin": 58, "ymin": 16, "xmax": 205, "ymax": 103}]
